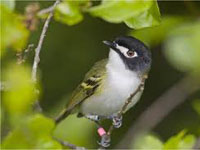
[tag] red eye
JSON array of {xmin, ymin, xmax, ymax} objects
[{"xmin": 127, "ymin": 51, "xmax": 135, "ymax": 57}]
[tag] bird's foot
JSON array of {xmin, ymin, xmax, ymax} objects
[
  {"xmin": 97, "ymin": 127, "xmax": 110, "ymax": 148},
  {"xmin": 112, "ymin": 115, "xmax": 123, "ymax": 128},
  {"xmin": 85, "ymin": 114, "xmax": 100, "ymax": 122},
  {"xmin": 98, "ymin": 133, "xmax": 111, "ymax": 148}
]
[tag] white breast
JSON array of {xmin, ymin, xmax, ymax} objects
[{"xmin": 80, "ymin": 50, "xmax": 142, "ymax": 117}]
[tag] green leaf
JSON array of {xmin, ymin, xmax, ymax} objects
[
  {"xmin": 0, "ymin": 4, "xmax": 29, "ymax": 57},
  {"xmin": 164, "ymin": 130, "xmax": 186, "ymax": 149},
  {"xmin": 2, "ymin": 114, "xmax": 62, "ymax": 149},
  {"xmin": 2, "ymin": 63, "xmax": 38, "ymax": 126},
  {"xmin": 179, "ymin": 135, "xmax": 196, "ymax": 149},
  {"xmin": 131, "ymin": 16, "xmax": 185, "ymax": 46},
  {"xmin": 88, "ymin": 0, "xmax": 150, "ymax": 23},
  {"xmin": 132, "ymin": 134, "xmax": 163, "ymax": 149},
  {"xmin": 0, "ymin": 0, "xmax": 15, "ymax": 10},
  {"xmin": 88, "ymin": 0, "xmax": 160, "ymax": 29},
  {"xmin": 124, "ymin": 1, "xmax": 160, "ymax": 29},
  {"xmin": 54, "ymin": 1, "xmax": 83, "ymax": 26},
  {"xmin": 163, "ymin": 21, "xmax": 200, "ymax": 73},
  {"xmin": 192, "ymin": 99, "xmax": 200, "ymax": 116},
  {"xmin": 164, "ymin": 130, "xmax": 196, "ymax": 149},
  {"xmin": 53, "ymin": 114, "xmax": 96, "ymax": 148}
]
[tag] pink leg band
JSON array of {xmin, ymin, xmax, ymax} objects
[{"xmin": 98, "ymin": 127, "xmax": 106, "ymax": 137}]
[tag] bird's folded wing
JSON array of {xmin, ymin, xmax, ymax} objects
[{"xmin": 65, "ymin": 59, "xmax": 108, "ymax": 112}]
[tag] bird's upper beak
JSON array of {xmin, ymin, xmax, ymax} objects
[{"xmin": 103, "ymin": 40, "xmax": 117, "ymax": 50}]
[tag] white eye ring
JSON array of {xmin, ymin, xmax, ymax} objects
[
  {"xmin": 116, "ymin": 44, "xmax": 138, "ymax": 58},
  {"xmin": 125, "ymin": 50, "xmax": 138, "ymax": 58}
]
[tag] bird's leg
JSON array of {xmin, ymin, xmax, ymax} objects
[
  {"xmin": 84, "ymin": 114, "xmax": 100, "ymax": 121},
  {"xmin": 113, "ymin": 115, "xmax": 123, "ymax": 128},
  {"xmin": 98, "ymin": 132, "xmax": 111, "ymax": 148},
  {"xmin": 83, "ymin": 114, "xmax": 111, "ymax": 148},
  {"xmin": 108, "ymin": 114, "xmax": 123, "ymax": 128},
  {"xmin": 94, "ymin": 120, "xmax": 111, "ymax": 148}
]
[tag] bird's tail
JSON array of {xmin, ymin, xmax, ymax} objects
[{"xmin": 55, "ymin": 109, "xmax": 71, "ymax": 124}]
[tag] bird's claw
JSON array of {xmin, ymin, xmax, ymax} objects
[
  {"xmin": 98, "ymin": 134, "xmax": 111, "ymax": 148},
  {"xmin": 112, "ymin": 115, "xmax": 122, "ymax": 128}
]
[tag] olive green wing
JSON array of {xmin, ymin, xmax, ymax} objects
[{"xmin": 55, "ymin": 59, "xmax": 107, "ymax": 123}]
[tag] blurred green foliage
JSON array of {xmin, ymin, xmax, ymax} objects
[
  {"xmin": 53, "ymin": 0, "xmax": 161, "ymax": 28},
  {"xmin": 54, "ymin": 1, "xmax": 84, "ymax": 25},
  {"xmin": 164, "ymin": 21, "xmax": 200, "ymax": 74},
  {"xmin": 1, "ymin": 0, "xmax": 200, "ymax": 149},
  {"xmin": 2, "ymin": 64, "xmax": 38, "ymax": 125},
  {"xmin": 0, "ymin": 2, "xmax": 29, "ymax": 57},
  {"xmin": 164, "ymin": 130, "xmax": 196, "ymax": 149},
  {"xmin": 192, "ymin": 99, "xmax": 200, "ymax": 116},
  {"xmin": 88, "ymin": 0, "xmax": 160, "ymax": 29},
  {"xmin": 54, "ymin": 114, "xmax": 96, "ymax": 148},
  {"xmin": 131, "ymin": 16, "xmax": 185, "ymax": 46},
  {"xmin": 133, "ymin": 134, "xmax": 163, "ymax": 149},
  {"xmin": 2, "ymin": 114, "xmax": 62, "ymax": 149},
  {"xmin": 131, "ymin": 17, "xmax": 200, "ymax": 75},
  {"xmin": 133, "ymin": 131, "xmax": 196, "ymax": 149},
  {"xmin": 1, "ymin": 0, "xmax": 15, "ymax": 10}
]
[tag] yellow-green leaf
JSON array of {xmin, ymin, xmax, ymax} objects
[
  {"xmin": 132, "ymin": 134, "xmax": 163, "ymax": 149},
  {"xmin": 0, "ymin": 4, "xmax": 29, "ymax": 57},
  {"xmin": 164, "ymin": 130, "xmax": 196, "ymax": 149},
  {"xmin": 2, "ymin": 63, "xmax": 38, "ymax": 126},
  {"xmin": 88, "ymin": 0, "xmax": 160, "ymax": 29},
  {"xmin": 0, "ymin": 0, "xmax": 15, "ymax": 10},
  {"xmin": 53, "ymin": 114, "xmax": 96, "ymax": 148},
  {"xmin": 2, "ymin": 114, "xmax": 62, "ymax": 149},
  {"xmin": 124, "ymin": 1, "xmax": 160, "ymax": 29},
  {"xmin": 131, "ymin": 16, "xmax": 185, "ymax": 46},
  {"xmin": 54, "ymin": 1, "xmax": 83, "ymax": 26},
  {"xmin": 192, "ymin": 99, "xmax": 200, "ymax": 116},
  {"xmin": 164, "ymin": 21, "xmax": 200, "ymax": 74}
]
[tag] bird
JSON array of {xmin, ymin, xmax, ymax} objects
[{"xmin": 55, "ymin": 36, "xmax": 151, "ymax": 146}]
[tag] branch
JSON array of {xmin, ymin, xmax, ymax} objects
[
  {"xmin": 37, "ymin": 5, "xmax": 54, "ymax": 17},
  {"xmin": 99, "ymin": 75, "xmax": 147, "ymax": 148},
  {"xmin": 31, "ymin": 0, "xmax": 60, "ymax": 82},
  {"xmin": 31, "ymin": 0, "xmax": 60, "ymax": 112},
  {"xmin": 108, "ymin": 76, "xmax": 147, "ymax": 136},
  {"xmin": 117, "ymin": 74, "xmax": 200, "ymax": 149},
  {"xmin": 54, "ymin": 137, "xmax": 86, "ymax": 150}
]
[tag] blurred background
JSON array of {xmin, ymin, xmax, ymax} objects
[{"xmin": 1, "ymin": 0, "xmax": 200, "ymax": 149}]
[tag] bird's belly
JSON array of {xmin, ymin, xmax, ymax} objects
[{"xmin": 80, "ymin": 75, "xmax": 142, "ymax": 117}]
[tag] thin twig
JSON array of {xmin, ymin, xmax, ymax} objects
[
  {"xmin": 31, "ymin": 0, "xmax": 60, "ymax": 82},
  {"xmin": 32, "ymin": 1, "xmax": 87, "ymax": 149},
  {"xmin": 54, "ymin": 137, "xmax": 86, "ymax": 150},
  {"xmin": 117, "ymin": 74, "xmax": 200, "ymax": 149},
  {"xmin": 107, "ymin": 79, "xmax": 145, "ymax": 136},
  {"xmin": 37, "ymin": 5, "xmax": 54, "ymax": 16},
  {"xmin": 31, "ymin": 0, "xmax": 60, "ymax": 112},
  {"xmin": 99, "ymin": 75, "xmax": 147, "ymax": 148}
]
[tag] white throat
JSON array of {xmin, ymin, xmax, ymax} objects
[
  {"xmin": 106, "ymin": 49, "xmax": 141, "ymax": 91},
  {"xmin": 107, "ymin": 49, "xmax": 127, "ymax": 73}
]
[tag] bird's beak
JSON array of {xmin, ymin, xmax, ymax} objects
[{"xmin": 103, "ymin": 40, "xmax": 117, "ymax": 50}]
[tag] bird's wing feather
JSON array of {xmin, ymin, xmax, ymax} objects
[
  {"xmin": 66, "ymin": 59, "xmax": 107, "ymax": 111},
  {"xmin": 55, "ymin": 59, "xmax": 107, "ymax": 123}
]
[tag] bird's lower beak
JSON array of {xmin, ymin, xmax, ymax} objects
[{"xmin": 103, "ymin": 40, "xmax": 117, "ymax": 50}]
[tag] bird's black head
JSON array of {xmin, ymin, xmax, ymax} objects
[{"xmin": 103, "ymin": 36, "xmax": 152, "ymax": 74}]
